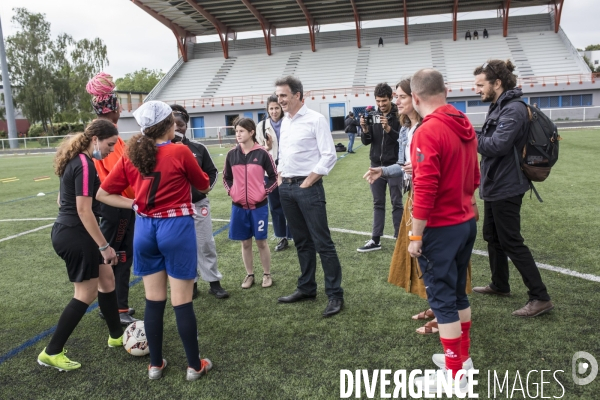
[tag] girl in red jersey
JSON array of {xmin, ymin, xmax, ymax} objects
[
  {"xmin": 96, "ymin": 101, "xmax": 212, "ymax": 381},
  {"xmin": 38, "ymin": 119, "xmax": 123, "ymax": 372},
  {"xmin": 223, "ymin": 118, "xmax": 278, "ymax": 289}
]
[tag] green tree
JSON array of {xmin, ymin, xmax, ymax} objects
[
  {"xmin": 585, "ymin": 44, "xmax": 600, "ymax": 51},
  {"xmin": 5, "ymin": 8, "xmax": 108, "ymax": 132},
  {"xmin": 115, "ymin": 68, "xmax": 164, "ymax": 93}
]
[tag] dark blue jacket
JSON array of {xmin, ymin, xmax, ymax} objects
[{"xmin": 478, "ymin": 88, "xmax": 531, "ymax": 201}]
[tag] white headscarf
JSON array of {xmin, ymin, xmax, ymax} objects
[{"xmin": 133, "ymin": 101, "xmax": 173, "ymax": 134}]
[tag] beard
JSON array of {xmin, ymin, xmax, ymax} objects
[{"xmin": 480, "ymin": 88, "xmax": 496, "ymax": 103}]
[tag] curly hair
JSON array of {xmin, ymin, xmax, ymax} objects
[
  {"xmin": 54, "ymin": 119, "xmax": 118, "ymax": 176},
  {"xmin": 275, "ymin": 76, "xmax": 303, "ymax": 100},
  {"xmin": 374, "ymin": 82, "xmax": 393, "ymax": 99},
  {"xmin": 170, "ymin": 104, "xmax": 190, "ymax": 124},
  {"xmin": 127, "ymin": 113, "xmax": 174, "ymax": 175},
  {"xmin": 473, "ymin": 59, "xmax": 518, "ymax": 90},
  {"xmin": 395, "ymin": 77, "xmax": 423, "ymax": 127},
  {"xmin": 233, "ymin": 117, "xmax": 257, "ymax": 143}
]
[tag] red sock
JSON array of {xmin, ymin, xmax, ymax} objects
[
  {"xmin": 460, "ymin": 321, "xmax": 472, "ymax": 362},
  {"xmin": 440, "ymin": 337, "xmax": 462, "ymax": 378}
]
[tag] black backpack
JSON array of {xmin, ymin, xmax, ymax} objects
[{"xmin": 509, "ymin": 99, "xmax": 561, "ymax": 202}]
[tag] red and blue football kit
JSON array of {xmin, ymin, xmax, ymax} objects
[{"xmin": 102, "ymin": 142, "xmax": 210, "ymax": 218}]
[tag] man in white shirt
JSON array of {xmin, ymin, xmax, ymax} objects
[{"xmin": 275, "ymin": 76, "xmax": 344, "ymax": 318}]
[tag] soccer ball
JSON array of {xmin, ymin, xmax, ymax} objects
[{"xmin": 123, "ymin": 321, "xmax": 150, "ymax": 356}]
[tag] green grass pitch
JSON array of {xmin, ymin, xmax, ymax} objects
[{"xmin": 0, "ymin": 130, "xmax": 599, "ymax": 399}]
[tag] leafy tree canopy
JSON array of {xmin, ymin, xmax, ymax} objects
[
  {"xmin": 5, "ymin": 8, "xmax": 108, "ymax": 132},
  {"xmin": 585, "ymin": 44, "xmax": 600, "ymax": 51},
  {"xmin": 115, "ymin": 68, "xmax": 164, "ymax": 93}
]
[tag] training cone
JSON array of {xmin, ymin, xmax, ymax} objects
[{"xmin": 37, "ymin": 193, "xmax": 46, "ymax": 196}]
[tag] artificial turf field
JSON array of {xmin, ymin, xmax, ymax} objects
[{"xmin": 0, "ymin": 129, "xmax": 599, "ymax": 399}]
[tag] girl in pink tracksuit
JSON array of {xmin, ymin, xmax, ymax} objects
[{"xmin": 223, "ymin": 118, "xmax": 278, "ymax": 289}]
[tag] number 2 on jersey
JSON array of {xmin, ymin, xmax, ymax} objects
[{"xmin": 258, "ymin": 220, "xmax": 265, "ymax": 232}]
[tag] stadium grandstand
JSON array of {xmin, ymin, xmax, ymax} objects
[{"xmin": 117, "ymin": 0, "xmax": 599, "ymax": 139}]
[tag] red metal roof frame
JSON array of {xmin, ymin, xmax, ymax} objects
[
  {"xmin": 130, "ymin": 0, "xmax": 195, "ymax": 61},
  {"xmin": 240, "ymin": 0, "xmax": 276, "ymax": 55},
  {"xmin": 295, "ymin": 0, "xmax": 318, "ymax": 52},
  {"xmin": 133, "ymin": 0, "xmax": 565, "ymax": 60},
  {"xmin": 184, "ymin": 0, "xmax": 236, "ymax": 59}
]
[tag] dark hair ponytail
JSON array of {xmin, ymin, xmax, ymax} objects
[{"xmin": 127, "ymin": 113, "xmax": 174, "ymax": 175}]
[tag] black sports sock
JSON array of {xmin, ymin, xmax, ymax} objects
[
  {"xmin": 98, "ymin": 291, "xmax": 124, "ymax": 339},
  {"xmin": 46, "ymin": 298, "xmax": 89, "ymax": 355},
  {"xmin": 209, "ymin": 281, "xmax": 222, "ymax": 290},
  {"xmin": 372, "ymin": 236, "xmax": 381, "ymax": 245},
  {"xmin": 145, "ymin": 299, "xmax": 166, "ymax": 368},
  {"xmin": 173, "ymin": 302, "xmax": 201, "ymax": 371}
]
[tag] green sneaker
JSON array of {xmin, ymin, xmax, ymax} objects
[
  {"xmin": 37, "ymin": 348, "xmax": 81, "ymax": 371},
  {"xmin": 107, "ymin": 334, "xmax": 123, "ymax": 348}
]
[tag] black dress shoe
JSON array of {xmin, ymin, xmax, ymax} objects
[
  {"xmin": 208, "ymin": 287, "xmax": 230, "ymax": 299},
  {"xmin": 274, "ymin": 238, "xmax": 289, "ymax": 252},
  {"xmin": 119, "ymin": 312, "xmax": 139, "ymax": 326},
  {"xmin": 278, "ymin": 290, "xmax": 316, "ymax": 303},
  {"xmin": 100, "ymin": 309, "xmax": 136, "ymax": 320},
  {"xmin": 323, "ymin": 299, "xmax": 344, "ymax": 317}
]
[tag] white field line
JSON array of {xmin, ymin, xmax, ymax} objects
[
  {"xmin": 0, "ymin": 218, "xmax": 57, "ymax": 222},
  {"xmin": 2, "ymin": 217, "xmax": 599, "ymax": 283},
  {"xmin": 0, "ymin": 223, "xmax": 54, "ymax": 243},
  {"xmin": 214, "ymin": 218, "xmax": 600, "ymax": 283}
]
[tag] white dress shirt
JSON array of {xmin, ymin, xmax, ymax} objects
[{"xmin": 278, "ymin": 105, "xmax": 337, "ymax": 177}]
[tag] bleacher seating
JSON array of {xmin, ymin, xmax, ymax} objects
[{"xmin": 147, "ymin": 13, "xmax": 589, "ymax": 102}]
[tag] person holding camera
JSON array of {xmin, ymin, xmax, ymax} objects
[
  {"xmin": 359, "ymin": 83, "xmax": 403, "ymax": 252},
  {"xmin": 344, "ymin": 112, "xmax": 360, "ymax": 154}
]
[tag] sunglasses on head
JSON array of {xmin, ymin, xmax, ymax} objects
[{"xmin": 482, "ymin": 62, "xmax": 498, "ymax": 77}]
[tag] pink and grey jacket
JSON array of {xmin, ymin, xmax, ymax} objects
[{"xmin": 223, "ymin": 142, "xmax": 278, "ymax": 209}]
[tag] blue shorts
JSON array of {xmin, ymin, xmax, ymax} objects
[
  {"xmin": 229, "ymin": 204, "xmax": 269, "ymax": 241},
  {"xmin": 133, "ymin": 215, "xmax": 197, "ymax": 280}
]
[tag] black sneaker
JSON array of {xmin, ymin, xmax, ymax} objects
[
  {"xmin": 274, "ymin": 238, "xmax": 289, "ymax": 252},
  {"xmin": 357, "ymin": 239, "xmax": 381, "ymax": 252},
  {"xmin": 119, "ymin": 312, "xmax": 139, "ymax": 326},
  {"xmin": 208, "ymin": 287, "xmax": 230, "ymax": 299}
]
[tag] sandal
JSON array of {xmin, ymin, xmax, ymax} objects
[
  {"xmin": 411, "ymin": 308, "xmax": 434, "ymax": 320},
  {"xmin": 416, "ymin": 319, "xmax": 439, "ymax": 335}
]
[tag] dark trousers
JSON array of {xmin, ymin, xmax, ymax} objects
[
  {"xmin": 100, "ymin": 204, "xmax": 136, "ymax": 310},
  {"xmin": 419, "ymin": 219, "xmax": 476, "ymax": 324},
  {"xmin": 482, "ymin": 194, "xmax": 550, "ymax": 301},
  {"xmin": 279, "ymin": 179, "xmax": 343, "ymax": 300},
  {"xmin": 370, "ymin": 175, "xmax": 403, "ymax": 238},
  {"xmin": 265, "ymin": 177, "xmax": 292, "ymax": 239}
]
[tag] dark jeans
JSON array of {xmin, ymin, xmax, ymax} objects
[
  {"xmin": 279, "ymin": 179, "xmax": 344, "ymax": 300},
  {"xmin": 265, "ymin": 177, "xmax": 292, "ymax": 239},
  {"xmin": 482, "ymin": 194, "xmax": 550, "ymax": 301},
  {"xmin": 370, "ymin": 175, "xmax": 403, "ymax": 238},
  {"xmin": 100, "ymin": 204, "xmax": 135, "ymax": 310}
]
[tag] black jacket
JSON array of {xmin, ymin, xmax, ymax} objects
[
  {"xmin": 360, "ymin": 102, "xmax": 400, "ymax": 167},
  {"xmin": 181, "ymin": 136, "xmax": 218, "ymax": 203},
  {"xmin": 478, "ymin": 88, "xmax": 531, "ymax": 201},
  {"xmin": 344, "ymin": 116, "xmax": 359, "ymax": 134}
]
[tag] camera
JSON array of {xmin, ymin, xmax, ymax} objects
[{"xmin": 365, "ymin": 112, "xmax": 382, "ymax": 126}]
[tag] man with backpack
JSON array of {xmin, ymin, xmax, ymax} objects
[{"xmin": 472, "ymin": 60, "xmax": 553, "ymax": 317}]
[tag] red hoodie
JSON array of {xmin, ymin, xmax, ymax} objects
[{"xmin": 411, "ymin": 104, "xmax": 480, "ymax": 228}]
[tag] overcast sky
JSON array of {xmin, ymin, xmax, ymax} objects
[{"xmin": 1, "ymin": 0, "xmax": 598, "ymax": 80}]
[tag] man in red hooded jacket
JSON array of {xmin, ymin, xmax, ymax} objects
[{"xmin": 407, "ymin": 69, "xmax": 480, "ymax": 393}]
